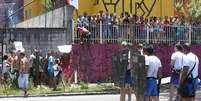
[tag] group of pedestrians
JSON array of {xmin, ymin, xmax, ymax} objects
[
  {"xmin": 169, "ymin": 43, "xmax": 199, "ymax": 101},
  {"xmin": 0, "ymin": 49, "xmax": 73, "ymax": 97},
  {"xmin": 0, "ymin": 50, "xmax": 30, "ymax": 97},
  {"xmin": 119, "ymin": 41, "xmax": 199, "ymax": 101}
]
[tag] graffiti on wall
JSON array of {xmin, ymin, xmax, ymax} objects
[
  {"xmin": 174, "ymin": 0, "xmax": 191, "ymax": 17},
  {"xmin": 102, "ymin": 0, "xmax": 120, "ymax": 13},
  {"xmin": 102, "ymin": 0, "xmax": 157, "ymax": 18},
  {"xmin": 135, "ymin": 0, "xmax": 156, "ymax": 18}
]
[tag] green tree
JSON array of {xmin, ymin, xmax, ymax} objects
[
  {"xmin": 187, "ymin": 0, "xmax": 201, "ymax": 18},
  {"xmin": 42, "ymin": 0, "xmax": 54, "ymax": 12}
]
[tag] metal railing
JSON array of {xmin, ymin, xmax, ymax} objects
[{"xmin": 73, "ymin": 23, "xmax": 201, "ymax": 44}]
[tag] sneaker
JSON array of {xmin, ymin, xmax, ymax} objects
[
  {"xmin": 24, "ymin": 93, "xmax": 29, "ymax": 98},
  {"xmin": 174, "ymin": 96, "xmax": 180, "ymax": 101},
  {"xmin": 168, "ymin": 98, "xmax": 173, "ymax": 101}
]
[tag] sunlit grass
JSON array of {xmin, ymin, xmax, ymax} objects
[{"xmin": 0, "ymin": 82, "xmax": 119, "ymax": 96}]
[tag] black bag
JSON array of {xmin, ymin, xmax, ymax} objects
[
  {"xmin": 180, "ymin": 78, "xmax": 195, "ymax": 97},
  {"xmin": 179, "ymin": 56, "xmax": 197, "ymax": 97},
  {"xmin": 172, "ymin": 68, "xmax": 181, "ymax": 76}
]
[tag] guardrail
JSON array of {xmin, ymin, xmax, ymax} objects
[{"xmin": 73, "ymin": 23, "xmax": 201, "ymax": 44}]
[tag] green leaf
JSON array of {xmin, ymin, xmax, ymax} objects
[
  {"xmin": 187, "ymin": 0, "xmax": 201, "ymax": 18},
  {"xmin": 42, "ymin": 0, "xmax": 53, "ymax": 12}
]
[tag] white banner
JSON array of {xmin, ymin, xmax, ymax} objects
[
  {"xmin": 14, "ymin": 41, "xmax": 24, "ymax": 52},
  {"xmin": 57, "ymin": 45, "xmax": 72, "ymax": 53}
]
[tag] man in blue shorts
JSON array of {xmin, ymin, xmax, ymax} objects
[
  {"xmin": 120, "ymin": 41, "xmax": 133, "ymax": 101},
  {"xmin": 18, "ymin": 52, "xmax": 30, "ymax": 97},
  {"xmin": 145, "ymin": 46, "xmax": 162, "ymax": 101},
  {"xmin": 169, "ymin": 44, "xmax": 184, "ymax": 101},
  {"xmin": 179, "ymin": 43, "xmax": 199, "ymax": 101}
]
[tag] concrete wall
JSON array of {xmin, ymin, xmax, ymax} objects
[
  {"xmin": 14, "ymin": 5, "xmax": 74, "ymax": 45},
  {"xmin": 15, "ymin": 5, "xmax": 74, "ymax": 28},
  {"xmin": 0, "ymin": 28, "xmax": 68, "ymax": 55}
]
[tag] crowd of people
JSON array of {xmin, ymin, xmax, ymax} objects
[
  {"xmin": 76, "ymin": 11, "xmax": 201, "ymax": 43},
  {"xmin": 119, "ymin": 41, "xmax": 200, "ymax": 101},
  {"xmin": 0, "ymin": 49, "xmax": 73, "ymax": 97}
]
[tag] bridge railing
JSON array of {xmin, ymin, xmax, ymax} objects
[{"xmin": 73, "ymin": 23, "xmax": 201, "ymax": 44}]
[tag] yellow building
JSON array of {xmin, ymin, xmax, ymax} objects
[
  {"xmin": 23, "ymin": 0, "xmax": 176, "ymax": 21},
  {"xmin": 24, "ymin": 0, "xmax": 44, "ymax": 20},
  {"xmin": 78, "ymin": 0, "xmax": 175, "ymax": 18}
]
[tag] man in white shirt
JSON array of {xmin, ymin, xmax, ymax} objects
[
  {"xmin": 169, "ymin": 44, "xmax": 184, "ymax": 101},
  {"xmin": 145, "ymin": 46, "xmax": 162, "ymax": 101},
  {"xmin": 179, "ymin": 43, "xmax": 199, "ymax": 101}
]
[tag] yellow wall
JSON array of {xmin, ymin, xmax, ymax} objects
[
  {"xmin": 78, "ymin": 0, "xmax": 174, "ymax": 17},
  {"xmin": 78, "ymin": 0, "xmax": 94, "ymax": 15},
  {"xmin": 23, "ymin": 0, "xmax": 175, "ymax": 20},
  {"xmin": 24, "ymin": 0, "xmax": 44, "ymax": 20}
]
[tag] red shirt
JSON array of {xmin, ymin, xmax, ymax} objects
[{"xmin": 60, "ymin": 54, "xmax": 70, "ymax": 68}]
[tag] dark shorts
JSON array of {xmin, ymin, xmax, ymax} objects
[
  {"xmin": 180, "ymin": 78, "xmax": 198, "ymax": 98},
  {"xmin": 119, "ymin": 71, "xmax": 133, "ymax": 87},
  {"xmin": 170, "ymin": 74, "xmax": 180, "ymax": 86},
  {"xmin": 124, "ymin": 70, "xmax": 132, "ymax": 84}
]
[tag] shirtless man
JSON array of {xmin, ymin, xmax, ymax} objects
[{"xmin": 18, "ymin": 52, "xmax": 30, "ymax": 97}]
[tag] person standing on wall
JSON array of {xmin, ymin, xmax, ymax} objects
[
  {"xmin": 169, "ymin": 44, "xmax": 184, "ymax": 101},
  {"xmin": 120, "ymin": 41, "xmax": 133, "ymax": 101},
  {"xmin": 179, "ymin": 43, "xmax": 199, "ymax": 101},
  {"xmin": 145, "ymin": 45, "xmax": 162, "ymax": 101}
]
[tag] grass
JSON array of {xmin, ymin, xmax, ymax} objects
[{"xmin": 0, "ymin": 82, "xmax": 119, "ymax": 96}]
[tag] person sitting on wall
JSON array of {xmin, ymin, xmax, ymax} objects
[{"xmin": 77, "ymin": 27, "xmax": 91, "ymax": 44}]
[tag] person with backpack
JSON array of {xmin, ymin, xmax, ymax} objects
[{"xmin": 179, "ymin": 43, "xmax": 199, "ymax": 101}]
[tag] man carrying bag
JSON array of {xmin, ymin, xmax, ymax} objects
[{"xmin": 179, "ymin": 43, "xmax": 199, "ymax": 101}]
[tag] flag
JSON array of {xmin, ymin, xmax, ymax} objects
[{"xmin": 67, "ymin": 0, "xmax": 79, "ymax": 9}]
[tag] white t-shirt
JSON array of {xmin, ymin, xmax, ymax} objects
[
  {"xmin": 144, "ymin": 55, "xmax": 149, "ymax": 65},
  {"xmin": 171, "ymin": 51, "xmax": 184, "ymax": 70},
  {"xmin": 183, "ymin": 52, "xmax": 199, "ymax": 78},
  {"xmin": 146, "ymin": 55, "xmax": 162, "ymax": 78},
  {"xmin": 29, "ymin": 54, "xmax": 35, "ymax": 67},
  {"xmin": 2, "ymin": 60, "xmax": 10, "ymax": 74}
]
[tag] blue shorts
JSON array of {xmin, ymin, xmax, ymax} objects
[
  {"xmin": 146, "ymin": 79, "xmax": 158, "ymax": 96},
  {"xmin": 124, "ymin": 70, "xmax": 132, "ymax": 84},
  {"xmin": 18, "ymin": 74, "xmax": 29, "ymax": 89},
  {"xmin": 48, "ymin": 69, "xmax": 54, "ymax": 79},
  {"xmin": 170, "ymin": 74, "xmax": 180, "ymax": 86},
  {"xmin": 194, "ymin": 78, "xmax": 200, "ymax": 90},
  {"xmin": 180, "ymin": 78, "xmax": 198, "ymax": 97}
]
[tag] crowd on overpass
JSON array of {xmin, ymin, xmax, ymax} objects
[{"xmin": 75, "ymin": 11, "xmax": 201, "ymax": 43}]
